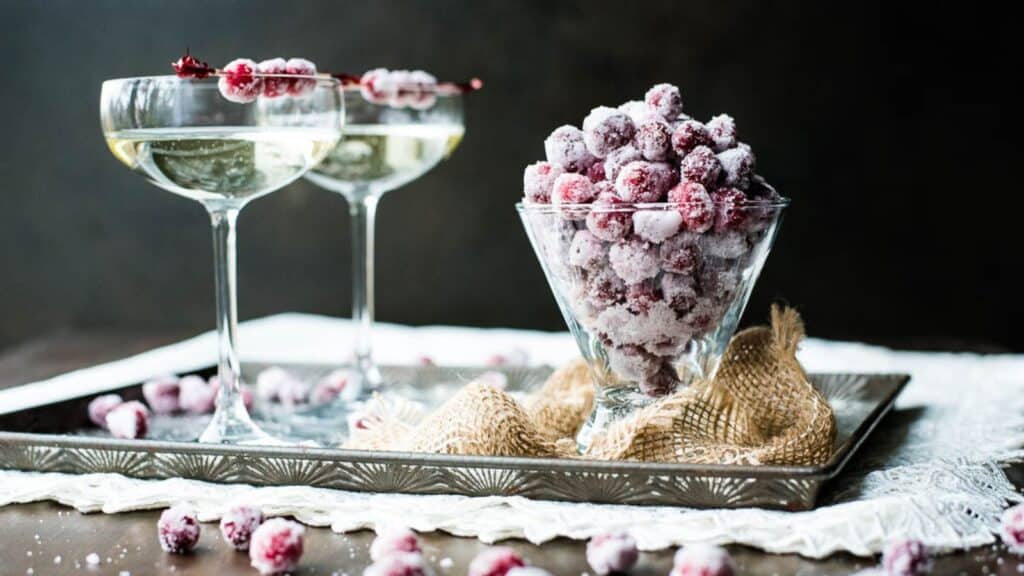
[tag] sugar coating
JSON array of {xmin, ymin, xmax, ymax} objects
[
  {"xmin": 586, "ymin": 161, "xmax": 607, "ymax": 183},
  {"xmin": 552, "ymin": 173, "xmax": 597, "ymax": 205},
  {"xmin": 583, "ymin": 266, "xmax": 626, "ymax": 309},
  {"xmin": 671, "ymin": 120, "xmax": 712, "ymax": 157},
  {"xmin": 603, "ymin": 145, "xmax": 642, "ymax": 182},
  {"xmin": 220, "ymin": 505, "xmax": 265, "ymax": 551},
  {"xmin": 370, "ymin": 527, "xmax": 422, "ymax": 561},
  {"xmin": 585, "ymin": 192, "xmax": 633, "ymax": 241},
  {"xmin": 609, "ymin": 238, "xmax": 660, "ymax": 284},
  {"xmin": 158, "ymin": 506, "xmax": 200, "ymax": 554},
  {"xmin": 545, "ymin": 125, "xmax": 596, "ymax": 173},
  {"xmin": 711, "ymin": 188, "xmax": 749, "ymax": 232},
  {"xmin": 680, "ymin": 146, "xmax": 722, "ymax": 188},
  {"xmin": 717, "ymin": 145, "xmax": 755, "ymax": 188},
  {"xmin": 671, "ymin": 544, "xmax": 735, "ymax": 576},
  {"xmin": 218, "ymin": 58, "xmax": 263, "ymax": 104},
  {"xmin": 660, "ymin": 232, "xmax": 702, "ymax": 274},
  {"xmin": 310, "ymin": 369, "xmax": 350, "ymax": 405},
  {"xmin": 586, "ymin": 531, "xmax": 639, "ymax": 576},
  {"xmin": 683, "ymin": 297, "xmax": 719, "ymax": 334},
  {"xmin": 467, "ymin": 546, "xmax": 525, "ymax": 576},
  {"xmin": 407, "ymin": 70, "xmax": 439, "ymax": 110},
  {"xmin": 178, "ymin": 375, "xmax": 216, "ymax": 414},
  {"xmin": 700, "ymin": 267, "xmax": 740, "ymax": 303},
  {"xmin": 618, "ymin": 100, "xmax": 657, "ymax": 125},
  {"xmin": 668, "ymin": 181, "xmax": 715, "ymax": 233},
  {"xmin": 645, "ymin": 83, "xmax": 684, "ymax": 119},
  {"xmin": 277, "ymin": 377, "xmax": 312, "ymax": 407},
  {"xmin": 704, "ymin": 231, "xmax": 749, "ymax": 259},
  {"xmin": 256, "ymin": 366, "xmax": 294, "ymax": 401},
  {"xmin": 625, "ymin": 282, "xmax": 660, "ymax": 314},
  {"xmin": 595, "ymin": 301, "xmax": 688, "ymax": 349},
  {"xmin": 632, "ymin": 210, "xmax": 682, "ymax": 243},
  {"xmin": 706, "ymin": 114, "xmax": 737, "ymax": 152},
  {"xmin": 881, "ymin": 538, "xmax": 931, "ymax": 576},
  {"xmin": 605, "ymin": 345, "xmax": 660, "ymax": 380},
  {"xmin": 661, "ymin": 273, "xmax": 698, "ymax": 312},
  {"xmin": 615, "ymin": 161, "xmax": 671, "ymax": 203},
  {"xmin": 569, "ymin": 230, "xmax": 607, "ymax": 270},
  {"xmin": 364, "ymin": 551, "xmax": 434, "ymax": 576},
  {"xmin": 1004, "ymin": 504, "xmax": 1024, "ymax": 552},
  {"xmin": 258, "ymin": 58, "xmax": 290, "ymax": 98},
  {"xmin": 249, "ymin": 518, "xmax": 305, "ymax": 575},
  {"xmin": 635, "ymin": 116, "xmax": 674, "ymax": 162},
  {"xmin": 361, "ymin": 68, "xmax": 392, "ymax": 104},
  {"xmin": 88, "ymin": 394, "xmax": 123, "ymax": 428},
  {"xmin": 106, "ymin": 401, "xmax": 149, "ymax": 439},
  {"xmin": 285, "ymin": 58, "xmax": 318, "ymax": 97},
  {"xmin": 86, "ymin": 553, "xmax": 100, "ymax": 566},
  {"xmin": 582, "ymin": 106, "xmax": 636, "ymax": 158},
  {"xmin": 208, "ymin": 376, "xmax": 254, "ymax": 411},
  {"xmin": 142, "ymin": 375, "xmax": 180, "ymax": 414}
]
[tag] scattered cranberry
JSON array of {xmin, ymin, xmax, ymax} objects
[
  {"xmin": 208, "ymin": 376, "xmax": 254, "ymax": 411},
  {"xmin": 668, "ymin": 181, "xmax": 715, "ymax": 233},
  {"xmin": 418, "ymin": 356, "xmax": 436, "ymax": 367},
  {"xmin": 218, "ymin": 58, "xmax": 263, "ymax": 104},
  {"xmin": 717, "ymin": 144, "xmax": 755, "ymax": 189},
  {"xmin": 632, "ymin": 210, "xmax": 683, "ymax": 243},
  {"xmin": 635, "ymin": 116, "xmax": 674, "ymax": 161},
  {"xmin": 220, "ymin": 505, "xmax": 265, "ymax": 551},
  {"xmin": 370, "ymin": 527, "xmax": 422, "ymax": 561},
  {"xmin": 256, "ymin": 366, "xmax": 292, "ymax": 401},
  {"xmin": 142, "ymin": 375, "xmax": 180, "ymax": 415},
  {"xmin": 586, "ymin": 192, "xmax": 633, "ymax": 242},
  {"xmin": 172, "ymin": 50, "xmax": 214, "ymax": 79},
  {"xmin": 157, "ymin": 506, "xmax": 201, "ymax": 554},
  {"xmin": 88, "ymin": 394, "xmax": 123, "ymax": 428},
  {"xmin": 881, "ymin": 538, "xmax": 931, "ymax": 576},
  {"xmin": 106, "ymin": 401, "xmax": 149, "ymax": 439},
  {"xmin": 679, "ymin": 146, "xmax": 722, "ymax": 188},
  {"xmin": 552, "ymin": 173, "xmax": 597, "ymax": 206},
  {"xmin": 603, "ymin": 145, "xmax": 642, "ymax": 182},
  {"xmin": 310, "ymin": 369, "xmax": 350, "ymax": 405},
  {"xmin": 584, "ymin": 266, "xmax": 627, "ymax": 309},
  {"xmin": 1003, "ymin": 504, "xmax": 1024, "ymax": 553},
  {"xmin": 178, "ymin": 375, "xmax": 216, "ymax": 414},
  {"xmin": 645, "ymin": 83, "xmax": 684, "ymax": 119},
  {"xmin": 582, "ymin": 106, "xmax": 636, "ymax": 158},
  {"xmin": 545, "ymin": 125, "xmax": 596, "ymax": 173},
  {"xmin": 249, "ymin": 518, "xmax": 305, "ymax": 575},
  {"xmin": 711, "ymin": 187, "xmax": 749, "ymax": 232},
  {"xmin": 285, "ymin": 57, "xmax": 318, "ymax": 96},
  {"xmin": 671, "ymin": 120, "xmax": 713, "ymax": 157},
  {"xmin": 661, "ymin": 272, "xmax": 698, "ymax": 312},
  {"xmin": 569, "ymin": 230, "xmax": 607, "ymax": 270},
  {"xmin": 615, "ymin": 161, "xmax": 671, "ymax": 203},
  {"xmin": 706, "ymin": 114, "xmax": 737, "ymax": 152},
  {"xmin": 671, "ymin": 544, "xmax": 735, "ymax": 576},
  {"xmin": 468, "ymin": 546, "xmax": 526, "ymax": 576},
  {"xmin": 364, "ymin": 551, "xmax": 433, "ymax": 576},
  {"xmin": 608, "ymin": 238, "xmax": 660, "ymax": 284},
  {"xmin": 586, "ymin": 532, "xmax": 639, "ymax": 576},
  {"xmin": 276, "ymin": 377, "xmax": 311, "ymax": 407}
]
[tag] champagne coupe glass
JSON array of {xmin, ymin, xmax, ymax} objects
[
  {"xmin": 100, "ymin": 75, "xmax": 344, "ymax": 443},
  {"xmin": 304, "ymin": 91, "xmax": 465, "ymax": 397}
]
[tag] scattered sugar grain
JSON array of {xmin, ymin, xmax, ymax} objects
[
  {"xmin": 53, "ymin": 555, "xmax": 61, "ymax": 564},
  {"xmin": 439, "ymin": 557, "xmax": 454, "ymax": 569},
  {"xmin": 85, "ymin": 552, "xmax": 100, "ymax": 565}
]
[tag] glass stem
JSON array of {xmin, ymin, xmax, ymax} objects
[{"xmin": 350, "ymin": 192, "xmax": 380, "ymax": 388}]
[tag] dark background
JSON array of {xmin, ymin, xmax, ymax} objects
[{"xmin": 1, "ymin": 1, "xmax": 1018, "ymax": 352}]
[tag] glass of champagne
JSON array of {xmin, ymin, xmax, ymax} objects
[
  {"xmin": 100, "ymin": 74, "xmax": 344, "ymax": 443},
  {"xmin": 304, "ymin": 89, "xmax": 464, "ymax": 397}
]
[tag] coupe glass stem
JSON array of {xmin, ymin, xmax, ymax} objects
[
  {"xmin": 199, "ymin": 207, "xmax": 272, "ymax": 444},
  {"xmin": 349, "ymin": 190, "xmax": 382, "ymax": 392}
]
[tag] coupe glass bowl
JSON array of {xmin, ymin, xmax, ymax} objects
[{"xmin": 517, "ymin": 197, "xmax": 788, "ymax": 451}]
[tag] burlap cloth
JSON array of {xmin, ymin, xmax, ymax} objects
[{"xmin": 347, "ymin": 306, "xmax": 836, "ymax": 465}]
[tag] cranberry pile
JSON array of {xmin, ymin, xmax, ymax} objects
[{"xmin": 522, "ymin": 83, "xmax": 782, "ymax": 397}]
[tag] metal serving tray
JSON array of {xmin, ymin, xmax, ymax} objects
[{"xmin": 0, "ymin": 366, "xmax": 908, "ymax": 510}]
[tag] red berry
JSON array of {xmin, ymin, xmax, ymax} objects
[
  {"xmin": 310, "ymin": 369, "xmax": 350, "ymax": 405},
  {"xmin": 106, "ymin": 400, "xmax": 149, "ymax": 439},
  {"xmin": 639, "ymin": 361, "xmax": 680, "ymax": 396},
  {"xmin": 615, "ymin": 161, "xmax": 672, "ymax": 203},
  {"xmin": 552, "ymin": 173, "xmax": 597, "ymax": 206},
  {"xmin": 158, "ymin": 506, "xmax": 201, "ymax": 554},
  {"xmin": 178, "ymin": 375, "xmax": 216, "ymax": 414},
  {"xmin": 220, "ymin": 505, "xmax": 265, "ymax": 551},
  {"xmin": 608, "ymin": 237, "xmax": 659, "ymax": 284},
  {"xmin": 680, "ymin": 146, "xmax": 722, "ymax": 188},
  {"xmin": 706, "ymin": 114, "xmax": 737, "ymax": 152},
  {"xmin": 407, "ymin": 70, "xmax": 439, "ymax": 110},
  {"xmin": 586, "ymin": 160, "xmax": 607, "ymax": 183},
  {"xmin": 249, "ymin": 518, "xmax": 305, "ymax": 575},
  {"xmin": 700, "ymin": 267, "xmax": 740, "ymax": 303},
  {"xmin": 711, "ymin": 187, "xmax": 749, "ymax": 232},
  {"xmin": 208, "ymin": 376, "xmax": 254, "ymax": 411},
  {"xmin": 172, "ymin": 51, "xmax": 214, "ymax": 79},
  {"xmin": 605, "ymin": 345, "xmax": 660, "ymax": 380},
  {"xmin": 882, "ymin": 538, "xmax": 930, "ymax": 576},
  {"xmin": 716, "ymin": 144, "xmax": 755, "ymax": 189},
  {"xmin": 218, "ymin": 58, "xmax": 263, "ymax": 104},
  {"xmin": 582, "ymin": 106, "xmax": 636, "ymax": 158},
  {"xmin": 671, "ymin": 544, "xmax": 735, "ymax": 576},
  {"xmin": 258, "ymin": 58, "xmax": 290, "ymax": 98},
  {"xmin": 644, "ymin": 83, "xmax": 684, "ymax": 119},
  {"xmin": 88, "ymin": 394, "xmax": 123, "ymax": 428},
  {"xmin": 668, "ymin": 181, "xmax": 714, "ymax": 233},
  {"xmin": 285, "ymin": 57, "xmax": 317, "ymax": 96},
  {"xmin": 671, "ymin": 120, "xmax": 712, "ymax": 157},
  {"xmin": 584, "ymin": 266, "xmax": 627, "ymax": 309},
  {"xmin": 142, "ymin": 375, "xmax": 180, "ymax": 414},
  {"xmin": 1003, "ymin": 504, "xmax": 1024, "ymax": 552},
  {"xmin": 625, "ymin": 282, "xmax": 661, "ymax": 314},
  {"xmin": 634, "ymin": 116, "xmax": 674, "ymax": 161},
  {"xmin": 586, "ymin": 192, "xmax": 632, "ymax": 242},
  {"xmin": 545, "ymin": 125, "xmax": 596, "ymax": 173},
  {"xmin": 364, "ymin": 551, "xmax": 432, "ymax": 576},
  {"xmin": 569, "ymin": 230, "xmax": 607, "ymax": 270},
  {"xmin": 370, "ymin": 527, "xmax": 422, "ymax": 561},
  {"xmin": 660, "ymin": 234, "xmax": 701, "ymax": 275},
  {"xmin": 523, "ymin": 161, "xmax": 564, "ymax": 204},
  {"xmin": 468, "ymin": 546, "xmax": 526, "ymax": 576},
  {"xmin": 603, "ymin": 145, "xmax": 642, "ymax": 182},
  {"xmin": 704, "ymin": 230, "xmax": 749, "ymax": 259},
  {"xmin": 683, "ymin": 298, "xmax": 717, "ymax": 335},
  {"xmin": 661, "ymin": 273, "xmax": 698, "ymax": 312},
  {"xmin": 361, "ymin": 68, "xmax": 392, "ymax": 104},
  {"xmin": 632, "ymin": 209, "xmax": 682, "ymax": 243}
]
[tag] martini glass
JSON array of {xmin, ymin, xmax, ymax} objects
[
  {"xmin": 100, "ymin": 75, "xmax": 344, "ymax": 443},
  {"xmin": 304, "ymin": 92, "xmax": 465, "ymax": 398}
]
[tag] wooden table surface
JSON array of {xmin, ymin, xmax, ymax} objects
[{"xmin": 0, "ymin": 332, "xmax": 1019, "ymax": 576}]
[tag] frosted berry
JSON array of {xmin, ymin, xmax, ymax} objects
[
  {"xmin": 172, "ymin": 50, "xmax": 213, "ymax": 78},
  {"xmin": 385, "ymin": 70, "xmax": 417, "ymax": 108},
  {"xmin": 106, "ymin": 400, "xmax": 149, "ymax": 439},
  {"xmin": 605, "ymin": 345, "xmax": 660, "ymax": 380},
  {"xmin": 88, "ymin": 394, "xmax": 123, "ymax": 428},
  {"xmin": 632, "ymin": 210, "xmax": 682, "ymax": 243},
  {"xmin": 285, "ymin": 57, "xmax": 318, "ymax": 96},
  {"xmin": 671, "ymin": 120, "xmax": 712, "ymax": 157},
  {"xmin": 684, "ymin": 297, "xmax": 718, "ymax": 335},
  {"xmin": 583, "ymin": 266, "xmax": 626, "ymax": 309},
  {"xmin": 680, "ymin": 146, "xmax": 722, "ymax": 188},
  {"xmin": 618, "ymin": 100, "xmax": 656, "ymax": 124},
  {"xmin": 249, "ymin": 518, "xmax": 305, "ymax": 575},
  {"xmin": 582, "ymin": 106, "xmax": 636, "ymax": 158},
  {"xmin": 552, "ymin": 173, "xmax": 597, "ymax": 205},
  {"xmin": 586, "ymin": 532, "xmax": 639, "ymax": 576},
  {"xmin": 667, "ymin": 181, "xmax": 715, "ymax": 233},
  {"xmin": 700, "ymin": 267, "xmax": 740, "ymax": 305},
  {"xmin": 660, "ymin": 233, "xmax": 701, "ymax": 275},
  {"xmin": 208, "ymin": 376, "xmax": 254, "ymax": 411},
  {"xmin": 256, "ymin": 366, "xmax": 293, "ymax": 401},
  {"xmin": 645, "ymin": 83, "xmax": 684, "ymax": 119},
  {"xmin": 711, "ymin": 187, "xmax": 749, "ymax": 232},
  {"xmin": 364, "ymin": 551, "xmax": 434, "ymax": 576},
  {"xmin": 704, "ymin": 230, "xmax": 749, "ymax": 259},
  {"xmin": 1003, "ymin": 504, "xmax": 1024, "ymax": 553},
  {"xmin": 661, "ymin": 273, "xmax": 698, "ymax": 312},
  {"xmin": 370, "ymin": 527, "xmax": 422, "ymax": 561},
  {"xmin": 586, "ymin": 160, "xmax": 607, "ymax": 183},
  {"xmin": 178, "ymin": 374, "xmax": 216, "ymax": 414},
  {"xmin": 639, "ymin": 362, "xmax": 679, "ymax": 396},
  {"xmin": 608, "ymin": 238, "xmax": 660, "ymax": 284},
  {"xmin": 310, "ymin": 369, "xmax": 350, "ymax": 405},
  {"xmin": 586, "ymin": 192, "xmax": 632, "ymax": 241},
  {"xmin": 706, "ymin": 114, "xmax": 737, "ymax": 152},
  {"xmin": 218, "ymin": 58, "xmax": 263, "ymax": 104},
  {"xmin": 881, "ymin": 538, "xmax": 930, "ymax": 576},
  {"xmin": 716, "ymin": 144, "xmax": 755, "ymax": 189},
  {"xmin": 603, "ymin": 145, "xmax": 642, "ymax": 182},
  {"xmin": 569, "ymin": 230, "xmax": 607, "ymax": 270},
  {"xmin": 615, "ymin": 161, "xmax": 671, "ymax": 203},
  {"xmin": 258, "ymin": 58, "xmax": 289, "ymax": 98},
  {"xmin": 634, "ymin": 116, "xmax": 673, "ymax": 161},
  {"xmin": 626, "ymin": 282, "xmax": 661, "ymax": 314},
  {"xmin": 545, "ymin": 125, "xmax": 596, "ymax": 173},
  {"xmin": 142, "ymin": 375, "xmax": 180, "ymax": 415},
  {"xmin": 671, "ymin": 544, "xmax": 735, "ymax": 576},
  {"xmin": 361, "ymin": 68, "xmax": 392, "ymax": 104},
  {"xmin": 468, "ymin": 546, "xmax": 525, "ymax": 576},
  {"xmin": 157, "ymin": 506, "xmax": 200, "ymax": 554},
  {"xmin": 407, "ymin": 70, "xmax": 439, "ymax": 110},
  {"xmin": 220, "ymin": 505, "xmax": 265, "ymax": 551}
]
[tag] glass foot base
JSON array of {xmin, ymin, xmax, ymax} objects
[
  {"xmin": 349, "ymin": 361, "xmax": 383, "ymax": 401},
  {"xmin": 198, "ymin": 398, "xmax": 282, "ymax": 445}
]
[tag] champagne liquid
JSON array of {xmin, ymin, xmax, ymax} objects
[
  {"xmin": 106, "ymin": 127, "xmax": 340, "ymax": 203},
  {"xmin": 305, "ymin": 124, "xmax": 465, "ymax": 196}
]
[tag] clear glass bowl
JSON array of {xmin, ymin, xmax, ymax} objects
[{"xmin": 517, "ymin": 196, "xmax": 788, "ymax": 451}]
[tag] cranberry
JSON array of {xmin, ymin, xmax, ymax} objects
[
  {"xmin": 582, "ymin": 106, "xmax": 636, "ymax": 158},
  {"xmin": 218, "ymin": 58, "xmax": 263, "ymax": 104},
  {"xmin": 178, "ymin": 375, "xmax": 216, "ymax": 414},
  {"xmin": 256, "ymin": 366, "xmax": 295, "ymax": 402},
  {"xmin": 683, "ymin": 298, "xmax": 718, "ymax": 335},
  {"xmin": 608, "ymin": 238, "xmax": 660, "ymax": 284},
  {"xmin": 278, "ymin": 378, "xmax": 311, "ymax": 407},
  {"xmin": 700, "ymin": 267, "xmax": 740, "ymax": 304},
  {"xmin": 586, "ymin": 532, "xmax": 639, "ymax": 576},
  {"xmin": 172, "ymin": 50, "xmax": 214, "ymax": 79},
  {"xmin": 615, "ymin": 161, "xmax": 671, "ymax": 203},
  {"xmin": 605, "ymin": 345, "xmax": 660, "ymax": 380},
  {"xmin": 208, "ymin": 376, "xmax": 254, "ymax": 411},
  {"xmin": 249, "ymin": 518, "xmax": 305, "ymax": 575},
  {"xmin": 220, "ymin": 505, "xmax": 265, "ymax": 551},
  {"xmin": 257, "ymin": 58, "xmax": 289, "ymax": 98},
  {"xmin": 706, "ymin": 114, "xmax": 737, "ymax": 152},
  {"xmin": 882, "ymin": 538, "xmax": 931, "ymax": 576},
  {"xmin": 1004, "ymin": 504, "xmax": 1024, "ymax": 552},
  {"xmin": 370, "ymin": 527, "xmax": 422, "ymax": 561},
  {"xmin": 645, "ymin": 83, "xmax": 684, "ymax": 119},
  {"xmin": 361, "ymin": 68, "xmax": 392, "ymax": 104},
  {"xmin": 671, "ymin": 544, "xmax": 735, "ymax": 576},
  {"xmin": 586, "ymin": 160, "xmax": 607, "ymax": 183},
  {"xmin": 552, "ymin": 173, "xmax": 597, "ymax": 206},
  {"xmin": 105, "ymin": 401, "xmax": 149, "ymax": 439},
  {"xmin": 704, "ymin": 230, "xmax": 749, "ymax": 259},
  {"xmin": 407, "ymin": 70, "xmax": 439, "ymax": 110},
  {"xmin": 468, "ymin": 546, "xmax": 526, "ymax": 576},
  {"xmin": 671, "ymin": 120, "xmax": 713, "ymax": 157},
  {"xmin": 545, "ymin": 125, "xmax": 596, "ymax": 173},
  {"xmin": 364, "ymin": 551, "xmax": 432, "ymax": 576},
  {"xmin": 87, "ymin": 394, "xmax": 123, "ymax": 428},
  {"xmin": 667, "ymin": 181, "xmax": 714, "ymax": 233},
  {"xmin": 716, "ymin": 144, "xmax": 755, "ymax": 189},
  {"xmin": 569, "ymin": 230, "xmax": 607, "ymax": 270},
  {"xmin": 586, "ymin": 192, "xmax": 632, "ymax": 242},
  {"xmin": 680, "ymin": 146, "xmax": 722, "ymax": 188},
  {"xmin": 634, "ymin": 116, "xmax": 674, "ymax": 161},
  {"xmin": 310, "ymin": 369, "xmax": 350, "ymax": 405},
  {"xmin": 626, "ymin": 282, "xmax": 661, "ymax": 314},
  {"xmin": 618, "ymin": 100, "xmax": 656, "ymax": 124},
  {"xmin": 603, "ymin": 145, "xmax": 642, "ymax": 182},
  {"xmin": 285, "ymin": 57, "xmax": 318, "ymax": 96},
  {"xmin": 661, "ymin": 273, "xmax": 698, "ymax": 312},
  {"xmin": 142, "ymin": 375, "xmax": 180, "ymax": 415},
  {"xmin": 632, "ymin": 210, "xmax": 683, "ymax": 243},
  {"xmin": 660, "ymin": 233, "xmax": 701, "ymax": 275},
  {"xmin": 158, "ymin": 506, "xmax": 201, "ymax": 554},
  {"xmin": 584, "ymin": 266, "xmax": 627, "ymax": 309},
  {"xmin": 385, "ymin": 70, "xmax": 417, "ymax": 108},
  {"xmin": 711, "ymin": 187, "xmax": 749, "ymax": 232}
]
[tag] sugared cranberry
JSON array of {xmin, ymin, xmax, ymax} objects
[
  {"xmin": 256, "ymin": 366, "xmax": 292, "ymax": 401},
  {"xmin": 257, "ymin": 58, "xmax": 289, "ymax": 98},
  {"xmin": 552, "ymin": 173, "xmax": 597, "ymax": 206},
  {"xmin": 364, "ymin": 551, "xmax": 433, "ymax": 576},
  {"xmin": 667, "ymin": 181, "xmax": 714, "ymax": 233},
  {"xmin": 586, "ymin": 532, "xmax": 639, "ymax": 576},
  {"xmin": 586, "ymin": 160, "xmax": 607, "ymax": 183},
  {"xmin": 385, "ymin": 70, "xmax": 417, "ymax": 108},
  {"xmin": 716, "ymin": 144, "xmax": 755, "ymax": 189},
  {"xmin": 218, "ymin": 58, "xmax": 263, "ymax": 104},
  {"xmin": 632, "ymin": 210, "xmax": 682, "ymax": 243},
  {"xmin": 285, "ymin": 57, "xmax": 317, "ymax": 96},
  {"xmin": 645, "ymin": 83, "xmax": 684, "ymax": 119},
  {"xmin": 603, "ymin": 145, "xmax": 642, "ymax": 182},
  {"xmin": 584, "ymin": 266, "xmax": 626, "ymax": 309},
  {"xmin": 618, "ymin": 100, "xmax": 656, "ymax": 124},
  {"xmin": 468, "ymin": 546, "xmax": 526, "ymax": 576},
  {"xmin": 406, "ymin": 70, "xmax": 439, "ymax": 110},
  {"xmin": 278, "ymin": 377, "xmax": 311, "ymax": 407},
  {"xmin": 310, "ymin": 369, "xmax": 350, "ymax": 405},
  {"xmin": 634, "ymin": 116, "xmax": 673, "ymax": 161},
  {"xmin": 671, "ymin": 120, "xmax": 712, "ymax": 157},
  {"xmin": 249, "ymin": 518, "xmax": 305, "ymax": 575},
  {"xmin": 661, "ymin": 273, "xmax": 698, "ymax": 312},
  {"xmin": 706, "ymin": 114, "xmax": 737, "ymax": 152},
  {"xmin": 582, "ymin": 106, "xmax": 636, "ymax": 158},
  {"xmin": 671, "ymin": 544, "xmax": 735, "ymax": 576},
  {"xmin": 370, "ymin": 527, "xmax": 422, "ymax": 561},
  {"xmin": 158, "ymin": 506, "xmax": 200, "ymax": 554},
  {"xmin": 704, "ymin": 231, "xmax": 749, "ymax": 259},
  {"xmin": 660, "ymin": 233, "xmax": 701, "ymax": 275},
  {"xmin": 1003, "ymin": 504, "xmax": 1024, "ymax": 553},
  {"xmin": 478, "ymin": 371, "xmax": 510, "ymax": 390},
  {"xmin": 639, "ymin": 362, "xmax": 679, "ymax": 396},
  {"xmin": 361, "ymin": 68, "xmax": 391, "ymax": 104},
  {"xmin": 609, "ymin": 238, "xmax": 660, "ymax": 284},
  {"xmin": 605, "ymin": 345, "xmax": 660, "ymax": 380},
  {"xmin": 208, "ymin": 376, "xmax": 254, "ymax": 411},
  {"xmin": 88, "ymin": 394, "xmax": 123, "ymax": 428},
  {"xmin": 683, "ymin": 298, "xmax": 718, "ymax": 335},
  {"xmin": 544, "ymin": 125, "xmax": 596, "ymax": 173},
  {"xmin": 106, "ymin": 401, "xmax": 149, "ymax": 439},
  {"xmin": 142, "ymin": 375, "xmax": 180, "ymax": 415},
  {"xmin": 626, "ymin": 282, "xmax": 661, "ymax": 314},
  {"xmin": 172, "ymin": 50, "xmax": 214, "ymax": 79},
  {"xmin": 569, "ymin": 230, "xmax": 607, "ymax": 270},
  {"xmin": 220, "ymin": 505, "xmax": 265, "ymax": 551},
  {"xmin": 586, "ymin": 192, "xmax": 632, "ymax": 242},
  {"xmin": 615, "ymin": 161, "xmax": 671, "ymax": 203},
  {"xmin": 881, "ymin": 538, "xmax": 930, "ymax": 576},
  {"xmin": 679, "ymin": 146, "xmax": 722, "ymax": 188},
  {"xmin": 710, "ymin": 187, "xmax": 749, "ymax": 232},
  {"xmin": 700, "ymin": 267, "xmax": 740, "ymax": 303},
  {"xmin": 178, "ymin": 375, "xmax": 216, "ymax": 414}
]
